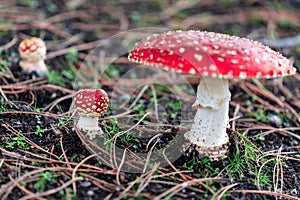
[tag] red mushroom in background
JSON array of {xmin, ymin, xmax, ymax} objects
[
  {"xmin": 18, "ymin": 37, "xmax": 48, "ymax": 76},
  {"xmin": 75, "ymin": 89, "xmax": 109, "ymax": 139},
  {"xmin": 128, "ymin": 30, "xmax": 296, "ymax": 160}
]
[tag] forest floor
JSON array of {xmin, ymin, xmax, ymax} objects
[{"xmin": 0, "ymin": 1, "xmax": 300, "ymax": 199}]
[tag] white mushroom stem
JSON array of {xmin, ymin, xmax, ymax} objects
[
  {"xmin": 77, "ymin": 116, "xmax": 103, "ymax": 139},
  {"xmin": 185, "ymin": 76, "xmax": 230, "ymax": 154},
  {"xmin": 19, "ymin": 59, "xmax": 48, "ymax": 75}
]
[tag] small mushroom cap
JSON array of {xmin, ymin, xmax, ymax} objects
[
  {"xmin": 128, "ymin": 30, "xmax": 296, "ymax": 79},
  {"xmin": 75, "ymin": 89, "xmax": 109, "ymax": 117},
  {"xmin": 18, "ymin": 37, "xmax": 46, "ymax": 62}
]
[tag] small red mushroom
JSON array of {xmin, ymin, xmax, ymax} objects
[
  {"xmin": 75, "ymin": 89, "xmax": 109, "ymax": 139},
  {"xmin": 128, "ymin": 30, "xmax": 296, "ymax": 160},
  {"xmin": 18, "ymin": 37, "xmax": 48, "ymax": 75}
]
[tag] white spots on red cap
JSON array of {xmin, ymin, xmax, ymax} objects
[
  {"xmin": 209, "ymin": 65, "xmax": 217, "ymax": 71},
  {"xmin": 244, "ymin": 57, "xmax": 250, "ymax": 62},
  {"xmin": 243, "ymin": 49, "xmax": 250, "ymax": 55},
  {"xmin": 166, "ymin": 31, "xmax": 173, "ymax": 36},
  {"xmin": 201, "ymin": 46, "xmax": 208, "ymax": 52},
  {"xmin": 217, "ymin": 57, "xmax": 224, "ymax": 62},
  {"xmin": 256, "ymin": 72, "xmax": 262, "ymax": 78},
  {"xmin": 194, "ymin": 54, "xmax": 203, "ymax": 62},
  {"xmin": 227, "ymin": 50, "xmax": 237, "ymax": 55},
  {"xmin": 189, "ymin": 68, "xmax": 196, "ymax": 74},
  {"xmin": 212, "ymin": 45, "xmax": 219, "ymax": 50},
  {"xmin": 128, "ymin": 30, "xmax": 296, "ymax": 79},
  {"xmin": 230, "ymin": 59, "xmax": 239, "ymax": 65},
  {"xmin": 239, "ymin": 72, "xmax": 247, "ymax": 79},
  {"xmin": 30, "ymin": 45, "xmax": 37, "ymax": 51},
  {"xmin": 75, "ymin": 89, "xmax": 109, "ymax": 117},
  {"xmin": 213, "ymin": 50, "xmax": 220, "ymax": 55},
  {"xmin": 179, "ymin": 47, "xmax": 185, "ymax": 53},
  {"xmin": 228, "ymin": 43, "xmax": 234, "ymax": 47},
  {"xmin": 159, "ymin": 40, "xmax": 166, "ymax": 45},
  {"xmin": 255, "ymin": 58, "xmax": 260, "ymax": 64},
  {"xmin": 19, "ymin": 37, "xmax": 46, "ymax": 60}
]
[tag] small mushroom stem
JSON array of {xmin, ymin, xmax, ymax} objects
[
  {"xmin": 185, "ymin": 77, "xmax": 230, "ymax": 159},
  {"xmin": 19, "ymin": 60, "xmax": 48, "ymax": 75},
  {"xmin": 77, "ymin": 116, "xmax": 103, "ymax": 139}
]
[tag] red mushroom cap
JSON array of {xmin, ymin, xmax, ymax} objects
[
  {"xmin": 75, "ymin": 89, "xmax": 109, "ymax": 117},
  {"xmin": 18, "ymin": 37, "xmax": 46, "ymax": 62},
  {"xmin": 128, "ymin": 30, "xmax": 296, "ymax": 79}
]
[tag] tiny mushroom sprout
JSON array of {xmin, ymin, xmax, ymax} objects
[
  {"xmin": 128, "ymin": 30, "xmax": 296, "ymax": 160},
  {"xmin": 18, "ymin": 37, "xmax": 48, "ymax": 76},
  {"xmin": 75, "ymin": 89, "xmax": 109, "ymax": 139}
]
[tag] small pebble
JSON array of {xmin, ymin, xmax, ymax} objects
[
  {"xmin": 115, "ymin": 186, "xmax": 121, "ymax": 192},
  {"xmin": 87, "ymin": 190, "xmax": 94, "ymax": 196},
  {"xmin": 80, "ymin": 181, "xmax": 92, "ymax": 187},
  {"xmin": 267, "ymin": 113, "xmax": 282, "ymax": 127}
]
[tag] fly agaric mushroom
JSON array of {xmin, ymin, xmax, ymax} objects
[
  {"xmin": 18, "ymin": 37, "xmax": 48, "ymax": 75},
  {"xmin": 128, "ymin": 30, "xmax": 296, "ymax": 160},
  {"xmin": 75, "ymin": 89, "xmax": 109, "ymax": 139}
]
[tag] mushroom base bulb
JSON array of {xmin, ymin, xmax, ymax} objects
[
  {"xmin": 77, "ymin": 116, "xmax": 103, "ymax": 140},
  {"xmin": 184, "ymin": 77, "xmax": 230, "ymax": 160},
  {"xmin": 19, "ymin": 60, "xmax": 48, "ymax": 76}
]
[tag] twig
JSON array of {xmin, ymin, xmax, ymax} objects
[
  {"xmin": 231, "ymin": 189, "xmax": 300, "ymax": 200},
  {"xmin": 116, "ymin": 148, "xmax": 127, "ymax": 186},
  {"xmin": 150, "ymin": 84, "xmax": 159, "ymax": 122},
  {"xmin": 71, "ymin": 154, "xmax": 99, "ymax": 195},
  {"xmin": 153, "ymin": 177, "xmax": 219, "ymax": 200},
  {"xmin": 19, "ymin": 177, "xmax": 84, "ymax": 200},
  {"xmin": 0, "ymin": 36, "xmax": 18, "ymax": 50},
  {"xmin": 212, "ymin": 183, "xmax": 239, "ymax": 200}
]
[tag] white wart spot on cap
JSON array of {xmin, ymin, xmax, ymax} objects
[
  {"xmin": 209, "ymin": 65, "xmax": 217, "ymax": 71},
  {"xmin": 217, "ymin": 57, "xmax": 224, "ymax": 62},
  {"xmin": 227, "ymin": 50, "xmax": 237, "ymax": 55},
  {"xmin": 194, "ymin": 54, "xmax": 202, "ymax": 62},
  {"xmin": 189, "ymin": 68, "xmax": 196, "ymax": 74},
  {"xmin": 239, "ymin": 71, "xmax": 247, "ymax": 79},
  {"xmin": 231, "ymin": 59, "xmax": 239, "ymax": 64},
  {"xmin": 212, "ymin": 45, "xmax": 219, "ymax": 49},
  {"xmin": 179, "ymin": 48, "xmax": 185, "ymax": 53},
  {"xmin": 256, "ymin": 72, "xmax": 262, "ymax": 78},
  {"xmin": 255, "ymin": 58, "xmax": 260, "ymax": 64}
]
